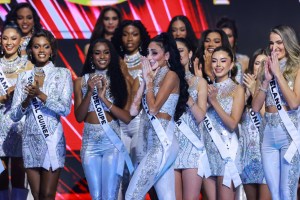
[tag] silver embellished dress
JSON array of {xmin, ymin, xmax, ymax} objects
[
  {"xmin": 126, "ymin": 66, "xmax": 179, "ymax": 200},
  {"xmin": 239, "ymin": 108, "xmax": 265, "ymax": 184},
  {"xmin": 10, "ymin": 62, "xmax": 73, "ymax": 170},
  {"xmin": 174, "ymin": 77, "xmax": 202, "ymax": 168},
  {"xmin": 203, "ymin": 78, "xmax": 240, "ymax": 176},
  {"xmin": 0, "ymin": 56, "xmax": 28, "ymax": 157}
]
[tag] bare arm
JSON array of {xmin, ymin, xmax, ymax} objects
[{"xmin": 74, "ymin": 77, "xmax": 91, "ymax": 122}]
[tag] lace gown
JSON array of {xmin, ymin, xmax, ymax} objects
[
  {"xmin": 202, "ymin": 78, "xmax": 240, "ymax": 176},
  {"xmin": 0, "ymin": 55, "xmax": 28, "ymax": 157},
  {"xmin": 174, "ymin": 77, "xmax": 202, "ymax": 168},
  {"xmin": 10, "ymin": 62, "xmax": 73, "ymax": 170}
]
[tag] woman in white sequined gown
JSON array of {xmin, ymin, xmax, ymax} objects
[
  {"xmin": 203, "ymin": 46, "xmax": 244, "ymax": 200},
  {"xmin": 252, "ymin": 25, "xmax": 300, "ymax": 200},
  {"xmin": 126, "ymin": 33, "xmax": 189, "ymax": 200},
  {"xmin": 0, "ymin": 22, "xmax": 33, "ymax": 200},
  {"xmin": 174, "ymin": 38, "xmax": 207, "ymax": 200},
  {"xmin": 240, "ymin": 49, "xmax": 271, "ymax": 200},
  {"xmin": 10, "ymin": 29, "xmax": 73, "ymax": 200},
  {"xmin": 111, "ymin": 20, "xmax": 151, "ymax": 198}
]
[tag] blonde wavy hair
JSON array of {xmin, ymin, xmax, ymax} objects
[{"xmin": 271, "ymin": 25, "xmax": 300, "ymax": 81}]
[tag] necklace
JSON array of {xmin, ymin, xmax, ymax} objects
[
  {"xmin": 185, "ymin": 70, "xmax": 194, "ymax": 80},
  {"xmin": 0, "ymin": 56, "xmax": 27, "ymax": 74},
  {"xmin": 154, "ymin": 66, "xmax": 169, "ymax": 87},
  {"xmin": 34, "ymin": 67, "xmax": 45, "ymax": 77},
  {"xmin": 124, "ymin": 52, "xmax": 141, "ymax": 68}
]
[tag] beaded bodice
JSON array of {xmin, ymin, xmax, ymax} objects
[
  {"xmin": 124, "ymin": 52, "xmax": 142, "ymax": 79},
  {"xmin": 265, "ymin": 58, "xmax": 291, "ymax": 107},
  {"xmin": 187, "ymin": 76, "xmax": 199, "ymax": 102},
  {"xmin": 81, "ymin": 70, "xmax": 114, "ymax": 112},
  {"xmin": 153, "ymin": 66, "xmax": 179, "ymax": 117}
]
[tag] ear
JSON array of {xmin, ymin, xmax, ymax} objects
[{"xmin": 165, "ymin": 51, "xmax": 170, "ymax": 61}]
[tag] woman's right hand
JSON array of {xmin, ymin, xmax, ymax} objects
[
  {"xmin": 264, "ymin": 58, "xmax": 273, "ymax": 82},
  {"xmin": 87, "ymin": 74, "xmax": 102, "ymax": 93},
  {"xmin": 243, "ymin": 73, "xmax": 256, "ymax": 95}
]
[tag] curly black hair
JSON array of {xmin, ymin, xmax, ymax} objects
[
  {"xmin": 151, "ymin": 33, "xmax": 189, "ymax": 121},
  {"xmin": 81, "ymin": 38, "xmax": 128, "ymax": 109},
  {"xmin": 167, "ymin": 15, "xmax": 198, "ymax": 52},
  {"xmin": 216, "ymin": 17, "xmax": 238, "ymax": 50},
  {"xmin": 5, "ymin": 3, "xmax": 42, "ymax": 36},
  {"xmin": 90, "ymin": 6, "xmax": 122, "ymax": 42},
  {"xmin": 26, "ymin": 29, "xmax": 57, "ymax": 64},
  {"xmin": 111, "ymin": 20, "xmax": 150, "ymax": 58}
]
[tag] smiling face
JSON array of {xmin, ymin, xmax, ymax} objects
[
  {"xmin": 103, "ymin": 10, "xmax": 119, "ymax": 35},
  {"xmin": 147, "ymin": 41, "xmax": 169, "ymax": 70},
  {"xmin": 31, "ymin": 36, "xmax": 52, "ymax": 67},
  {"xmin": 92, "ymin": 42, "xmax": 111, "ymax": 70},
  {"xmin": 1, "ymin": 28, "xmax": 22, "ymax": 59},
  {"xmin": 269, "ymin": 32, "xmax": 286, "ymax": 60},
  {"xmin": 176, "ymin": 41, "xmax": 191, "ymax": 68},
  {"xmin": 16, "ymin": 7, "xmax": 34, "ymax": 36},
  {"xmin": 204, "ymin": 32, "xmax": 222, "ymax": 53},
  {"xmin": 211, "ymin": 50, "xmax": 233, "ymax": 82},
  {"xmin": 171, "ymin": 20, "xmax": 187, "ymax": 39},
  {"xmin": 122, "ymin": 25, "xmax": 141, "ymax": 55}
]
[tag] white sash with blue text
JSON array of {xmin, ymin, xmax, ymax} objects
[
  {"xmin": 90, "ymin": 86, "xmax": 134, "ymax": 176},
  {"xmin": 176, "ymin": 118, "xmax": 211, "ymax": 178},
  {"xmin": 0, "ymin": 68, "xmax": 11, "ymax": 93},
  {"xmin": 203, "ymin": 115, "xmax": 241, "ymax": 188},
  {"xmin": 269, "ymin": 78, "xmax": 300, "ymax": 163},
  {"xmin": 142, "ymin": 95, "xmax": 177, "ymax": 176},
  {"xmin": 27, "ymin": 71, "xmax": 62, "ymax": 170}
]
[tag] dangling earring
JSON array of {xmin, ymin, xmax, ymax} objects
[
  {"xmin": 228, "ymin": 70, "xmax": 231, "ymax": 78},
  {"xmin": 166, "ymin": 60, "xmax": 171, "ymax": 68},
  {"xmin": 17, "ymin": 46, "xmax": 21, "ymax": 57},
  {"xmin": 0, "ymin": 45, "xmax": 3, "ymax": 55},
  {"xmin": 138, "ymin": 46, "xmax": 142, "ymax": 53},
  {"xmin": 189, "ymin": 58, "xmax": 192, "ymax": 68},
  {"xmin": 29, "ymin": 53, "xmax": 33, "ymax": 61},
  {"xmin": 90, "ymin": 59, "xmax": 95, "ymax": 70},
  {"xmin": 31, "ymin": 27, "xmax": 35, "ymax": 34},
  {"xmin": 120, "ymin": 46, "xmax": 123, "ymax": 52}
]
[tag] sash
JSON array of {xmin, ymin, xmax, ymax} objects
[
  {"xmin": 203, "ymin": 115, "xmax": 241, "ymax": 188},
  {"xmin": 0, "ymin": 68, "xmax": 11, "ymax": 93},
  {"xmin": 90, "ymin": 87, "xmax": 134, "ymax": 176},
  {"xmin": 27, "ymin": 71, "xmax": 61, "ymax": 170},
  {"xmin": 175, "ymin": 118, "xmax": 211, "ymax": 178},
  {"xmin": 269, "ymin": 78, "xmax": 300, "ymax": 163},
  {"xmin": 142, "ymin": 95, "xmax": 177, "ymax": 176},
  {"xmin": 248, "ymin": 108, "xmax": 261, "ymax": 133}
]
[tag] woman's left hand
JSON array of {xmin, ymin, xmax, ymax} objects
[
  {"xmin": 97, "ymin": 76, "xmax": 107, "ymax": 100},
  {"xmin": 24, "ymin": 80, "xmax": 41, "ymax": 98}
]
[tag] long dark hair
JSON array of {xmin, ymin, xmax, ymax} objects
[
  {"xmin": 167, "ymin": 15, "xmax": 198, "ymax": 52},
  {"xmin": 111, "ymin": 20, "xmax": 150, "ymax": 58},
  {"xmin": 90, "ymin": 6, "xmax": 122, "ymax": 42},
  {"xmin": 216, "ymin": 17, "xmax": 238, "ymax": 51},
  {"xmin": 151, "ymin": 33, "xmax": 189, "ymax": 121},
  {"xmin": 175, "ymin": 37, "xmax": 194, "ymax": 74},
  {"xmin": 196, "ymin": 29, "xmax": 231, "ymax": 83},
  {"xmin": 26, "ymin": 29, "xmax": 57, "ymax": 64},
  {"xmin": 82, "ymin": 38, "xmax": 127, "ymax": 109},
  {"xmin": 5, "ymin": 3, "xmax": 42, "ymax": 35},
  {"xmin": 246, "ymin": 48, "xmax": 267, "ymax": 75}
]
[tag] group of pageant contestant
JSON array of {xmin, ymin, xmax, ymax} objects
[{"xmin": 1, "ymin": 3, "xmax": 300, "ymax": 200}]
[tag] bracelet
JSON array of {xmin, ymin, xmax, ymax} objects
[
  {"xmin": 144, "ymin": 87, "xmax": 154, "ymax": 94},
  {"xmin": 108, "ymin": 103, "xmax": 113, "ymax": 111},
  {"xmin": 188, "ymin": 101, "xmax": 196, "ymax": 109},
  {"xmin": 259, "ymin": 86, "xmax": 268, "ymax": 93}
]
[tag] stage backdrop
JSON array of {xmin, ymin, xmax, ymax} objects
[{"xmin": 1, "ymin": 0, "xmax": 300, "ymax": 199}]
